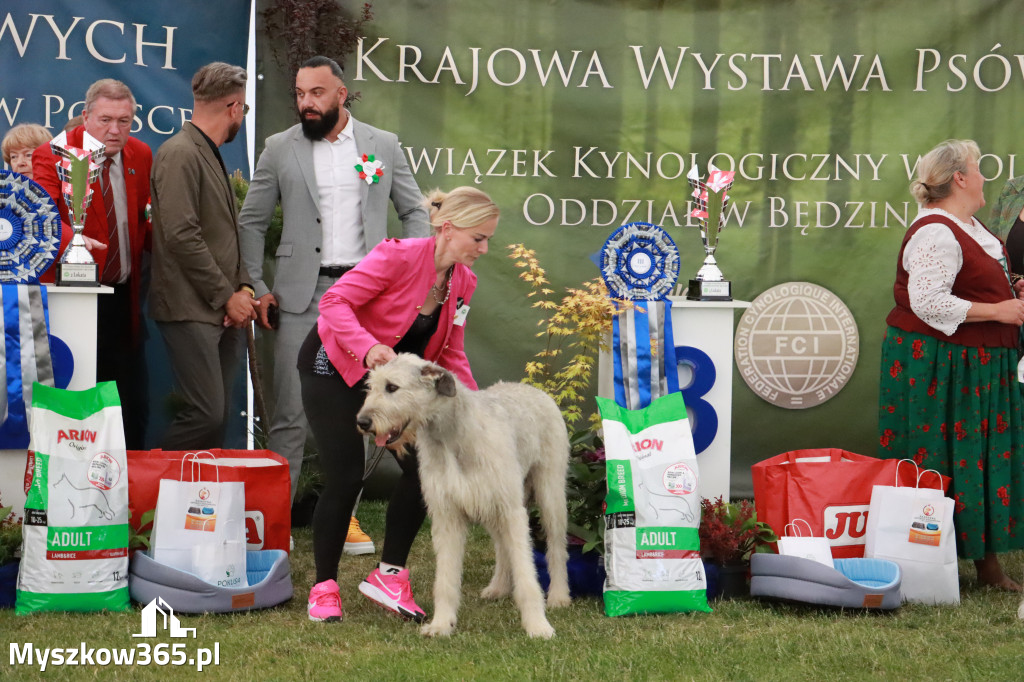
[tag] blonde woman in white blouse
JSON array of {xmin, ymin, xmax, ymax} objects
[{"xmin": 879, "ymin": 139, "xmax": 1024, "ymax": 592}]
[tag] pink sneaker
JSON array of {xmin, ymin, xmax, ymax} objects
[
  {"xmin": 308, "ymin": 579, "xmax": 343, "ymax": 622},
  {"xmin": 358, "ymin": 568, "xmax": 426, "ymax": 622}
]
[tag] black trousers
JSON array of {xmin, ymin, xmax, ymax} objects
[{"xmin": 299, "ymin": 341, "xmax": 427, "ymax": 584}]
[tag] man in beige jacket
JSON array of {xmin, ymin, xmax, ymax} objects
[{"xmin": 149, "ymin": 62, "xmax": 258, "ymax": 450}]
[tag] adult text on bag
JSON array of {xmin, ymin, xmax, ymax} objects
[
  {"xmin": 598, "ymin": 393, "xmax": 711, "ymax": 617},
  {"xmin": 16, "ymin": 382, "xmax": 130, "ymax": 614}
]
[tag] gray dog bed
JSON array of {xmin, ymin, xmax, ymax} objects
[
  {"xmin": 129, "ymin": 549, "xmax": 293, "ymax": 613},
  {"xmin": 750, "ymin": 553, "xmax": 902, "ymax": 610}
]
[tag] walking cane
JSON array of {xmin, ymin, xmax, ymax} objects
[{"xmin": 247, "ymin": 321, "xmax": 270, "ymax": 442}]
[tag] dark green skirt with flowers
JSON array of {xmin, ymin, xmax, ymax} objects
[{"xmin": 878, "ymin": 325, "xmax": 1024, "ymax": 559}]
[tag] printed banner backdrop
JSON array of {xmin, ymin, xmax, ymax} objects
[
  {"xmin": 5, "ymin": 1, "xmax": 1017, "ymax": 490},
  {"xmin": 0, "ymin": 0, "xmax": 251, "ymax": 179},
  {"xmin": 251, "ymin": 0, "xmax": 1023, "ymax": 497}
]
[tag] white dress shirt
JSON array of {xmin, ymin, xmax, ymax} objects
[{"xmin": 312, "ymin": 115, "xmax": 364, "ymax": 267}]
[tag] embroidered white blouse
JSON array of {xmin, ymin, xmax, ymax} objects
[{"xmin": 902, "ymin": 207, "xmax": 1008, "ymax": 336}]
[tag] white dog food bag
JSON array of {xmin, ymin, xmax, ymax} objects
[
  {"xmin": 597, "ymin": 393, "xmax": 710, "ymax": 616},
  {"xmin": 16, "ymin": 382, "xmax": 130, "ymax": 614}
]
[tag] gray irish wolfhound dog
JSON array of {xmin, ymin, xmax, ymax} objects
[{"xmin": 356, "ymin": 353, "xmax": 571, "ymax": 638}]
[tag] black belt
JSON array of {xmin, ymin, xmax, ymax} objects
[{"xmin": 319, "ymin": 265, "xmax": 354, "ymax": 278}]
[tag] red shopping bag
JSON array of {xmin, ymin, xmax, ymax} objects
[
  {"xmin": 127, "ymin": 449, "xmax": 291, "ymax": 553},
  {"xmin": 751, "ymin": 448, "xmax": 949, "ymax": 559}
]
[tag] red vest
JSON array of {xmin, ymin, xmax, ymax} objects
[{"xmin": 886, "ymin": 215, "xmax": 1018, "ymax": 349}]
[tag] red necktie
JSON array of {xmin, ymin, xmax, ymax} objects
[{"xmin": 101, "ymin": 158, "xmax": 121, "ymax": 284}]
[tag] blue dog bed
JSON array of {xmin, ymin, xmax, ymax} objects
[
  {"xmin": 750, "ymin": 554, "xmax": 902, "ymax": 610},
  {"xmin": 129, "ymin": 550, "xmax": 292, "ymax": 613}
]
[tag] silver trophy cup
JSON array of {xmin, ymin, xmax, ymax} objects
[
  {"xmin": 686, "ymin": 164, "xmax": 735, "ymax": 301},
  {"xmin": 50, "ymin": 131, "xmax": 105, "ymax": 286}
]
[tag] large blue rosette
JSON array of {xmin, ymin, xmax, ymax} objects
[
  {"xmin": 0, "ymin": 169, "xmax": 61, "ymax": 284},
  {"xmin": 600, "ymin": 221, "xmax": 679, "ymax": 301},
  {"xmin": 0, "ymin": 170, "xmax": 61, "ymax": 446},
  {"xmin": 600, "ymin": 222, "xmax": 681, "ymax": 409}
]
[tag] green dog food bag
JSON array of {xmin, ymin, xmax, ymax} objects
[
  {"xmin": 16, "ymin": 382, "xmax": 130, "ymax": 614},
  {"xmin": 597, "ymin": 392, "xmax": 710, "ymax": 616}
]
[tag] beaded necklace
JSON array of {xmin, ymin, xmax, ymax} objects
[{"xmin": 431, "ymin": 266, "xmax": 454, "ymax": 305}]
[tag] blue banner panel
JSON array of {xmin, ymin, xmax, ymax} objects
[{"xmin": 0, "ymin": 0, "xmax": 251, "ymax": 177}]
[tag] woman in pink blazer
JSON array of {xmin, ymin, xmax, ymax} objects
[{"xmin": 298, "ymin": 186, "xmax": 499, "ymax": 623}]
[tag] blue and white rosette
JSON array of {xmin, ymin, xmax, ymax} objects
[
  {"xmin": 600, "ymin": 221, "xmax": 679, "ymax": 301},
  {"xmin": 0, "ymin": 170, "xmax": 61, "ymax": 447},
  {"xmin": 601, "ymin": 222, "xmax": 681, "ymax": 409},
  {"xmin": 0, "ymin": 169, "xmax": 61, "ymax": 284}
]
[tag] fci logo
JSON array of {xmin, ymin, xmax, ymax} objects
[{"xmin": 822, "ymin": 504, "xmax": 869, "ymax": 546}]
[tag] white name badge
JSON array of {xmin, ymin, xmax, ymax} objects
[{"xmin": 453, "ymin": 304, "xmax": 470, "ymax": 326}]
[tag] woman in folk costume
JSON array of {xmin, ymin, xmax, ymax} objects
[{"xmin": 879, "ymin": 139, "xmax": 1024, "ymax": 591}]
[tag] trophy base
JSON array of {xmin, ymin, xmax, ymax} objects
[
  {"xmin": 57, "ymin": 262, "xmax": 99, "ymax": 287},
  {"xmin": 687, "ymin": 278, "xmax": 732, "ymax": 301}
]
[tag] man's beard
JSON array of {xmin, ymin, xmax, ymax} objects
[
  {"xmin": 225, "ymin": 119, "xmax": 241, "ymax": 144},
  {"xmin": 300, "ymin": 103, "xmax": 340, "ymax": 140}
]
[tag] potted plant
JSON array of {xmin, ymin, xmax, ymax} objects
[
  {"xmin": 698, "ymin": 496, "xmax": 777, "ymax": 600},
  {"xmin": 0, "ymin": 504, "xmax": 23, "ymax": 608},
  {"xmin": 566, "ymin": 433, "xmax": 606, "ymax": 551}
]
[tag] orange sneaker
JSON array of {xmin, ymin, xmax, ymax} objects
[{"xmin": 343, "ymin": 516, "xmax": 375, "ymax": 555}]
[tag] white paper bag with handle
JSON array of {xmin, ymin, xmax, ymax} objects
[
  {"xmin": 864, "ymin": 459, "xmax": 957, "ymax": 605},
  {"xmin": 777, "ymin": 518, "xmax": 835, "ymax": 568},
  {"xmin": 191, "ymin": 532, "xmax": 247, "ymax": 588},
  {"xmin": 150, "ymin": 452, "xmax": 248, "ymax": 586}
]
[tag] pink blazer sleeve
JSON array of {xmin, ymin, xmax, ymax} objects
[{"xmin": 317, "ymin": 240, "xmax": 417, "ymax": 367}]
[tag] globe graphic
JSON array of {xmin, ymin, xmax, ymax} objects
[{"xmin": 740, "ymin": 283, "xmax": 859, "ymax": 408}]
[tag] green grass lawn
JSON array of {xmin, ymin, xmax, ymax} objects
[{"xmin": 3, "ymin": 500, "xmax": 1024, "ymax": 681}]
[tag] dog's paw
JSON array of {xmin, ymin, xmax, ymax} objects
[
  {"xmin": 546, "ymin": 591, "xmax": 571, "ymax": 609},
  {"xmin": 421, "ymin": 619, "xmax": 456, "ymax": 637},
  {"xmin": 1018, "ymin": 600, "xmax": 1024, "ymax": 620},
  {"xmin": 480, "ymin": 583, "xmax": 510, "ymax": 600},
  {"xmin": 523, "ymin": 619, "xmax": 555, "ymax": 639}
]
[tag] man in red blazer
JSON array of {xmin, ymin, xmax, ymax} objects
[{"xmin": 32, "ymin": 79, "xmax": 153, "ymax": 449}]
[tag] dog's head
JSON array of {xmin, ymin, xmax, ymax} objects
[{"xmin": 355, "ymin": 353, "xmax": 458, "ymax": 452}]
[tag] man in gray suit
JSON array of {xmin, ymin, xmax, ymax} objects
[
  {"xmin": 151, "ymin": 62, "xmax": 259, "ymax": 450},
  {"xmin": 239, "ymin": 56, "xmax": 428, "ymax": 551}
]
